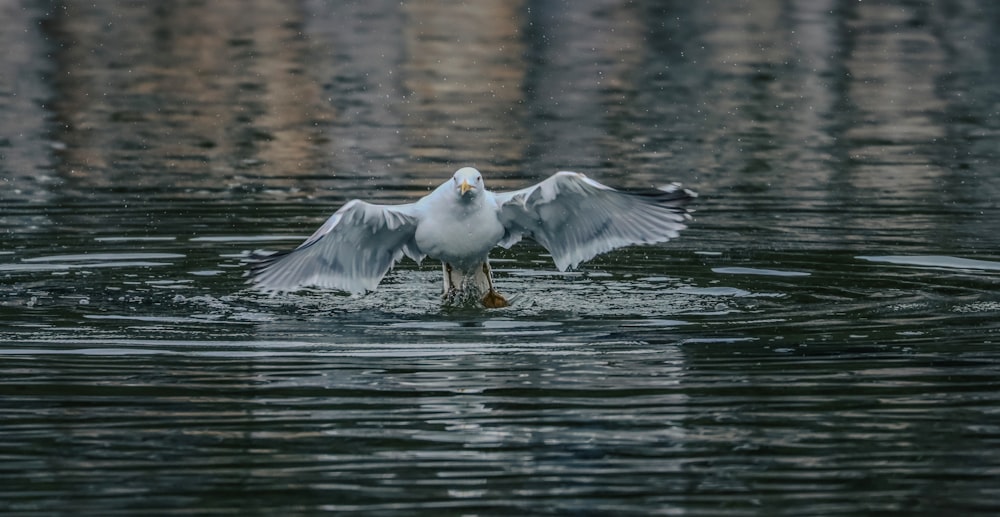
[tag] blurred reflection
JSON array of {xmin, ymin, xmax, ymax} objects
[
  {"xmin": 839, "ymin": 1, "xmax": 948, "ymax": 201},
  {"xmin": 45, "ymin": 1, "xmax": 334, "ymax": 201},
  {"xmin": 929, "ymin": 2, "xmax": 1000, "ymax": 249},
  {"xmin": 0, "ymin": 0, "xmax": 57, "ymax": 211},
  {"xmin": 3, "ymin": 0, "xmax": 997, "ymax": 248},
  {"xmin": 686, "ymin": 1, "xmax": 977, "ymax": 248},
  {"xmin": 300, "ymin": 0, "xmax": 410, "ymax": 186},
  {"xmin": 696, "ymin": 0, "xmax": 839, "ymax": 196},
  {"xmin": 523, "ymin": 0, "xmax": 646, "ymax": 183},
  {"xmin": 400, "ymin": 0, "xmax": 527, "ymax": 180}
]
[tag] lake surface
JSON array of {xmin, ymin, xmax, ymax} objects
[{"xmin": 3, "ymin": 1, "xmax": 1000, "ymax": 515}]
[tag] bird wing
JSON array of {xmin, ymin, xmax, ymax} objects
[
  {"xmin": 494, "ymin": 171, "xmax": 696, "ymax": 271},
  {"xmin": 248, "ymin": 200, "xmax": 423, "ymax": 294}
]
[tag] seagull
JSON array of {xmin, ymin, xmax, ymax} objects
[{"xmin": 249, "ymin": 167, "xmax": 696, "ymax": 308}]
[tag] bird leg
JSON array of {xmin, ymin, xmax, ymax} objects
[
  {"xmin": 480, "ymin": 262, "xmax": 509, "ymax": 308},
  {"xmin": 441, "ymin": 261, "xmax": 508, "ymax": 308},
  {"xmin": 443, "ymin": 262, "xmax": 458, "ymax": 298}
]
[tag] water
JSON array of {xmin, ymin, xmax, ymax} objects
[{"xmin": 3, "ymin": 1, "xmax": 1000, "ymax": 515}]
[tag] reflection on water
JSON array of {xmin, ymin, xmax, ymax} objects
[
  {"xmin": 858, "ymin": 255, "xmax": 1000, "ymax": 271},
  {"xmin": 3, "ymin": 1, "xmax": 1000, "ymax": 515}
]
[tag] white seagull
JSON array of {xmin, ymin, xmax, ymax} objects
[{"xmin": 249, "ymin": 167, "xmax": 696, "ymax": 308}]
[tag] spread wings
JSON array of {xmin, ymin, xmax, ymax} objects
[
  {"xmin": 249, "ymin": 200, "xmax": 423, "ymax": 294},
  {"xmin": 494, "ymin": 171, "xmax": 696, "ymax": 271},
  {"xmin": 248, "ymin": 171, "xmax": 696, "ymax": 294}
]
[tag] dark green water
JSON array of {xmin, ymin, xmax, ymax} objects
[{"xmin": 3, "ymin": 1, "xmax": 1000, "ymax": 515}]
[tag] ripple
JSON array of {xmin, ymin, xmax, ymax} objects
[
  {"xmin": 858, "ymin": 255, "xmax": 1000, "ymax": 271},
  {"xmin": 712, "ymin": 266, "xmax": 811, "ymax": 277},
  {"xmin": 189, "ymin": 235, "xmax": 306, "ymax": 242},
  {"xmin": 94, "ymin": 236, "xmax": 177, "ymax": 242},
  {"xmin": 20, "ymin": 252, "xmax": 186, "ymax": 262},
  {"xmin": 0, "ymin": 260, "xmax": 177, "ymax": 272}
]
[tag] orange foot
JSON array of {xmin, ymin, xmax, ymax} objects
[{"xmin": 481, "ymin": 289, "xmax": 509, "ymax": 308}]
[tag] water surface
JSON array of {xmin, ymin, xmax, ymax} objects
[{"xmin": 3, "ymin": 1, "xmax": 1000, "ymax": 515}]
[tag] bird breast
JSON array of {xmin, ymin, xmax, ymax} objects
[{"xmin": 415, "ymin": 199, "xmax": 505, "ymax": 270}]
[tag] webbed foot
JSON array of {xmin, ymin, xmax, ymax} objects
[{"xmin": 481, "ymin": 289, "xmax": 509, "ymax": 308}]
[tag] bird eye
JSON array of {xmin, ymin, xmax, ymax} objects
[{"xmin": 477, "ymin": 176, "xmax": 482, "ymax": 182}]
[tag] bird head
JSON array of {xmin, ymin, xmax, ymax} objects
[{"xmin": 452, "ymin": 167, "xmax": 484, "ymax": 198}]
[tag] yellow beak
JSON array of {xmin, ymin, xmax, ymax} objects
[{"xmin": 459, "ymin": 179, "xmax": 474, "ymax": 195}]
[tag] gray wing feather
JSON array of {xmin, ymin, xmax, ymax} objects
[
  {"xmin": 495, "ymin": 171, "xmax": 695, "ymax": 271},
  {"xmin": 249, "ymin": 200, "xmax": 423, "ymax": 294}
]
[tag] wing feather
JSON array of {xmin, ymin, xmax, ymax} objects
[
  {"xmin": 248, "ymin": 200, "xmax": 423, "ymax": 294},
  {"xmin": 495, "ymin": 172, "xmax": 695, "ymax": 271}
]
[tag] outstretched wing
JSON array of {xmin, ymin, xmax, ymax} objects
[
  {"xmin": 248, "ymin": 200, "xmax": 424, "ymax": 294},
  {"xmin": 494, "ymin": 171, "xmax": 696, "ymax": 271}
]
